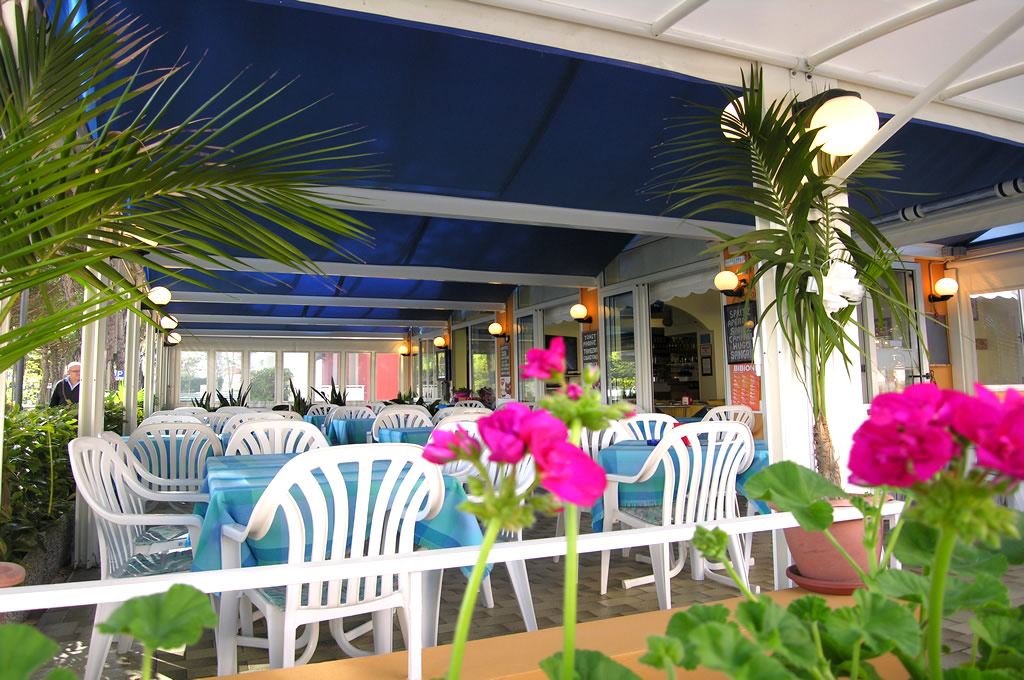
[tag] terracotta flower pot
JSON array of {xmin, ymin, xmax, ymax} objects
[{"xmin": 784, "ymin": 499, "xmax": 879, "ymax": 594}]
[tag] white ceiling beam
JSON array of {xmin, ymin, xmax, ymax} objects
[
  {"xmin": 169, "ymin": 291, "xmax": 504, "ymax": 312},
  {"xmin": 149, "ymin": 255, "xmax": 597, "ymax": 288},
  {"xmin": 650, "ymin": 0, "xmax": 710, "ymax": 37},
  {"xmin": 836, "ymin": 5, "xmax": 1024, "ymax": 181},
  {"xmin": 174, "ymin": 314, "xmax": 449, "ymax": 328},
  {"xmin": 804, "ymin": 0, "xmax": 974, "ymax": 68},
  {"xmin": 312, "ymin": 186, "xmax": 743, "ymax": 239},
  {"xmin": 940, "ymin": 62, "xmax": 1024, "ymax": 100}
]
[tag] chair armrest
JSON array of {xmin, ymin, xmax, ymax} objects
[
  {"xmin": 220, "ymin": 522, "xmax": 248, "ymax": 570},
  {"xmin": 606, "ymin": 472, "xmax": 645, "ymax": 485},
  {"xmin": 221, "ymin": 521, "xmax": 249, "ymax": 544}
]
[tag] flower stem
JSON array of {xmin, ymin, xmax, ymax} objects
[
  {"xmin": 447, "ymin": 518, "xmax": 502, "ymax": 680},
  {"xmin": 561, "ymin": 502, "xmax": 579, "ymax": 680},
  {"xmin": 141, "ymin": 645, "xmax": 154, "ymax": 680},
  {"xmin": 927, "ymin": 528, "xmax": 957, "ymax": 680}
]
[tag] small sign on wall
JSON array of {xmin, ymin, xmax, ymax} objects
[
  {"xmin": 729, "ymin": 363, "xmax": 761, "ymax": 411},
  {"xmin": 499, "ymin": 344, "xmax": 512, "ymax": 398}
]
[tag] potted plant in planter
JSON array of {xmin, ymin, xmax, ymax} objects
[{"xmin": 649, "ymin": 68, "xmax": 920, "ymax": 588}]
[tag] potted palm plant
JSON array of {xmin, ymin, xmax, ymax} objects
[
  {"xmin": 650, "ymin": 68, "xmax": 920, "ymax": 588},
  {"xmin": 0, "ymin": 0, "xmax": 375, "ymax": 372}
]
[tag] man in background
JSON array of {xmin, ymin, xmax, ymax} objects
[{"xmin": 49, "ymin": 361, "xmax": 81, "ymax": 407}]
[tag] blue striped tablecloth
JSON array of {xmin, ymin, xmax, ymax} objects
[
  {"xmin": 591, "ymin": 438, "xmax": 770, "ymax": 531},
  {"xmin": 378, "ymin": 427, "xmax": 433, "ymax": 445},
  {"xmin": 329, "ymin": 418, "xmax": 375, "ymax": 445},
  {"xmin": 192, "ymin": 454, "xmax": 484, "ymax": 578},
  {"xmin": 302, "ymin": 414, "xmax": 328, "ymax": 430}
]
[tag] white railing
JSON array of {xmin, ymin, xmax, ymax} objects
[{"xmin": 0, "ymin": 502, "xmax": 903, "ymax": 678}]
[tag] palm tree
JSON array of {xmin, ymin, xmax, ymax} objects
[
  {"xmin": 649, "ymin": 68, "xmax": 918, "ymax": 485},
  {"xmin": 1, "ymin": 0, "xmax": 376, "ymax": 372}
]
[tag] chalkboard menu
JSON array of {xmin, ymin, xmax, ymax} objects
[
  {"xmin": 724, "ymin": 301, "xmax": 758, "ymax": 365},
  {"xmin": 581, "ymin": 330, "xmax": 599, "ymax": 367},
  {"xmin": 499, "ymin": 343, "xmax": 511, "ymax": 378}
]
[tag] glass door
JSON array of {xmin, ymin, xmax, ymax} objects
[
  {"xmin": 862, "ymin": 265, "xmax": 930, "ymax": 399},
  {"xmin": 603, "ymin": 290, "xmax": 638, "ymax": 405}
]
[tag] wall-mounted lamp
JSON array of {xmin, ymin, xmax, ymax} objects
[
  {"xmin": 929, "ymin": 277, "xmax": 959, "ymax": 303},
  {"xmin": 159, "ymin": 314, "xmax": 178, "ymax": 331},
  {"xmin": 714, "ymin": 270, "xmax": 747, "ymax": 298},
  {"xmin": 433, "ymin": 335, "xmax": 447, "ymax": 348},
  {"xmin": 569, "ymin": 303, "xmax": 592, "ymax": 324},
  {"xmin": 795, "ymin": 89, "xmax": 879, "ymax": 157},
  {"xmin": 164, "ymin": 331, "xmax": 182, "ymax": 346},
  {"xmin": 147, "ymin": 286, "xmax": 171, "ymax": 306},
  {"xmin": 488, "ymin": 322, "xmax": 509, "ymax": 343},
  {"xmin": 398, "ymin": 343, "xmax": 410, "ymax": 355}
]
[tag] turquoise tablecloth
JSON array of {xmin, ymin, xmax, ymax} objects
[
  {"xmin": 378, "ymin": 427, "xmax": 433, "ymax": 445},
  {"xmin": 590, "ymin": 438, "xmax": 771, "ymax": 531},
  {"xmin": 192, "ymin": 454, "xmax": 484, "ymax": 578},
  {"xmin": 329, "ymin": 418, "xmax": 375, "ymax": 445},
  {"xmin": 303, "ymin": 414, "xmax": 328, "ymax": 430}
]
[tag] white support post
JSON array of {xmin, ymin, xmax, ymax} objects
[
  {"xmin": 0, "ymin": 310, "xmax": 9, "ymax": 495},
  {"xmin": 143, "ymin": 324, "xmax": 156, "ymax": 415},
  {"xmin": 74, "ymin": 288, "xmax": 106, "ymax": 568},
  {"xmin": 123, "ymin": 306, "xmax": 141, "ymax": 434}
]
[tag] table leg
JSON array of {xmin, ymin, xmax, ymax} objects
[{"xmin": 421, "ymin": 568, "xmax": 444, "ymax": 647}]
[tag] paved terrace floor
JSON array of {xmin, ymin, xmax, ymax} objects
[{"xmin": 25, "ymin": 514, "xmax": 1024, "ymax": 679}]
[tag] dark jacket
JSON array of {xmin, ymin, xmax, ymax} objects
[{"xmin": 49, "ymin": 378, "xmax": 80, "ymax": 407}]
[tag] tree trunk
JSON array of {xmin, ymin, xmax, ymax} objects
[{"xmin": 813, "ymin": 412, "xmax": 841, "ymax": 486}]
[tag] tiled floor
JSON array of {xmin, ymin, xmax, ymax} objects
[{"xmin": 25, "ymin": 515, "xmax": 1024, "ymax": 679}]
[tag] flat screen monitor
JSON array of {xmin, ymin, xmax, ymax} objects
[{"xmin": 545, "ymin": 335, "xmax": 579, "ymax": 374}]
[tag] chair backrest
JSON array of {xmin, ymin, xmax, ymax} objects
[
  {"xmin": 454, "ymin": 399, "xmax": 487, "ymax": 408},
  {"xmin": 69, "ymin": 437, "xmax": 153, "ymax": 578},
  {"xmin": 658, "ymin": 422, "xmax": 753, "ymax": 527},
  {"xmin": 200, "ymin": 411, "xmax": 234, "ymax": 433},
  {"xmin": 579, "ymin": 421, "xmax": 632, "ymax": 459},
  {"xmin": 276, "ymin": 410, "xmax": 303, "ymax": 421},
  {"xmin": 141, "ymin": 414, "xmax": 202, "ymax": 426},
  {"xmin": 225, "ymin": 420, "xmax": 328, "ymax": 456},
  {"xmin": 307, "ymin": 403, "xmax": 335, "ymax": 417},
  {"xmin": 125, "ymin": 423, "xmax": 223, "ymax": 489},
  {"xmin": 222, "ymin": 411, "xmax": 285, "ymax": 435},
  {"xmin": 365, "ymin": 401, "xmax": 387, "ymax": 415},
  {"xmin": 427, "ymin": 420, "xmax": 484, "ymax": 480},
  {"xmin": 329, "ymin": 405, "xmax": 376, "ymax": 420},
  {"xmin": 238, "ymin": 444, "xmax": 444, "ymax": 611},
  {"xmin": 434, "ymin": 409, "xmax": 489, "ymax": 427},
  {"xmin": 432, "ymin": 406, "xmax": 491, "ymax": 425},
  {"xmin": 149, "ymin": 409, "xmax": 180, "ymax": 417},
  {"xmin": 377, "ymin": 403, "xmax": 431, "ymax": 419},
  {"xmin": 174, "ymin": 407, "xmax": 208, "ymax": 414},
  {"xmin": 217, "ymin": 406, "xmax": 255, "ymax": 414},
  {"xmin": 701, "ymin": 405, "xmax": 755, "ymax": 429},
  {"xmin": 622, "ymin": 413, "xmax": 677, "ymax": 441},
  {"xmin": 371, "ymin": 408, "xmax": 433, "ymax": 441}
]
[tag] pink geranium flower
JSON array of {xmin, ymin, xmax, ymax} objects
[
  {"xmin": 423, "ymin": 427, "xmax": 480, "ymax": 465},
  {"xmin": 561, "ymin": 384, "xmax": 583, "ymax": 401},
  {"xmin": 532, "ymin": 439, "xmax": 607, "ymax": 506},
  {"xmin": 968, "ymin": 388, "xmax": 1024, "ymax": 480},
  {"xmin": 478, "ymin": 403, "xmax": 532, "ymax": 463},
  {"xmin": 849, "ymin": 419, "xmax": 958, "ymax": 487},
  {"xmin": 520, "ymin": 337, "xmax": 566, "ymax": 380},
  {"xmin": 869, "ymin": 382, "xmax": 959, "ymax": 430}
]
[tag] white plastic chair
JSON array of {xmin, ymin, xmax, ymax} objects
[
  {"xmin": 225, "ymin": 421, "xmax": 329, "ymax": 456},
  {"xmin": 365, "ymin": 401, "xmax": 387, "ymax": 415},
  {"xmin": 201, "ymin": 411, "xmax": 234, "ymax": 434},
  {"xmin": 216, "ymin": 444, "xmax": 444, "ymax": 675},
  {"xmin": 69, "ymin": 436, "xmax": 202, "ymax": 680},
  {"xmin": 377, "ymin": 403, "xmax": 431, "ymax": 419},
  {"xmin": 141, "ymin": 414, "xmax": 202, "ymax": 426},
  {"xmin": 432, "ymin": 406, "xmax": 490, "ymax": 426},
  {"xmin": 276, "ymin": 410, "xmax": 303, "ymax": 421},
  {"xmin": 454, "ymin": 399, "xmax": 487, "ymax": 408},
  {"xmin": 323, "ymin": 405, "xmax": 374, "ymax": 435},
  {"xmin": 125, "ymin": 423, "xmax": 223, "ymax": 491},
  {"xmin": 307, "ymin": 403, "xmax": 335, "ymax": 417},
  {"xmin": 701, "ymin": 405, "xmax": 755, "ymax": 429},
  {"xmin": 222, "ymin": 411, "xmax": 285, "ymax": 436},
  {"xmin": 493, "ymin": 398, "xmax": 517, "ymax": 410},
  {"xmin": 425, "ymin": 419, "xmax": 481, "ymax": 481},
  {"xmin": 218, "ymin": 406, "xmax": 256, "ymax": 414},
  {"xmin": 622, "ymin": 412, "xmax": 677, "ymax": 440},
  {"xmin": 174, "ymin": 406, "xmax": 209, "ymax": 414},
  {"xmin": 371, "ymin": 407, "xmax": 433, "ymax": 442},
  {"xmin": 598, "ymin": 422, "xmax": 754, "ymax": 609}
]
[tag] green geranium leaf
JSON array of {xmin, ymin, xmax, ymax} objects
[
  {"xmin": 743, "ymin": 462, "xmax": 846, "ymax": 531},
  {"xmin": 945, "ymin": 669, "xmax": 1019, "ymax": 679},
  {"xmin": 98, "ymin": 584, "xmax": 216, "ymax": 650},
  {"xmin": 951, "ymin": 541, "xmax": 1009, "ymax": 579},
  {"xmin": 538, "ymin": 650, "xmax": 642, "ymax": 680},
  {"xmin": 970, "ymin": 614, "xmax": 1024, "ymax": 659},
  {"xmin": 893, "ymin": 520, "xmax": 939, "ymax": 567},
  {"xmin": 787, "ymin": 595, "xmax": 832, "ymax": 623},
  {"xmin": 639, "ymin": 635, "xmax": 684, "ymax": 670},
  {"xmin": 944, "ymin": 574, "xmax": 1010, "ymax": 616},
  {"xmin": 665, "ymin": 604, "xmax": 732, "ymax": 670},
  {"xmin": 997, "ymin": 512, "xmax": 1024, "ymax": 565},
  {"xmin": 853, "ymin": 590, "xmax": 921, "ymax": 657},
  {"xmin": 734, "ymin": 598, "xmax": 816, "ymax": 669},
  {"xmin": 874, "ymin": 569, "xmax": 930, "ymax": 605},
  {"xmin": 0, "ymin": 624, "xmax": 58, "ymax": 680},
  {"xmin": 685, "ymin": 622, "xmax": 795, "ymax": 680}
]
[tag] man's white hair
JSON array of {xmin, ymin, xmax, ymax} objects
[{"xmin": 66, "ymin": 361, "xmax": 82, "ymax": 372}]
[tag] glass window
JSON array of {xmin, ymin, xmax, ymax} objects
[
  {"xmin": 516, "ymin": 314, "xmax": 536, "ymax": 402},
  {"xmin": 312, "ymin": 352, "xmax": 341, "ymax": 400},
  {"xmin": 214, "ymin": 352, "xmax": 242, "ymax": 397},
  {"xmin": 604, "ymin": 291, "xmax": 636, "ymax": 404},
  {"xmin": 864, "ymin": 270, "xmax": 924, "ymax": 398},
  {"xmin": 179, "ymin": 351, "xmax": 208, "ymax": 402},
  {"xmin": 470, "ymin": 323, "xmax": 496, "ymax": 404},
  {"xmin": 248, "ymin": 351, "xmax": 276, "ymax": 404},
  {"xmin": 282, "ymin": 352, "xmax": 309, "ymax": 401},
  {"xmin": 346, "ymin": 352, "xmax": 370, "ymax": 402},
  {"xmin": 375, "ymin": 353, "xmax": 401, "ymax": 400},
  {"xmin": 972, "ymin": 290, "xmax": 1024, "ymax": 386},
  {"xmin": 419, "ymin": 341, "xmax": 438, "ymax": 400}
]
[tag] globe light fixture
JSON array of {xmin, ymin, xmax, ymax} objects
[
  {"xmin": 809, "ymin": 93, "xmax": 878, "ymax": 156},
  {"xmin": 569, "ymin": 303, "xmax": 592, "ymax": 324},
  {"xmin": 929, "ymin": 277, "xmax": 959, "ymax": 303},
  {"xmin": 159, "ymin": 314, "xmax": 178, "ymax": 330},
  {"xmin": 165, "ymin": 332, "xmax": 182, "ymax": 345},
  {"xmin": 488, "ymin": 322, "xmax": 509, "ymax": 342},
  {"xmin": 398, "ymin": 343, "xmax": 410, "ymax": 355},
  {"xmin": 433, "ymin": 335, "xmax": 447, "ymax": 348},
  {"xmin": 714, "ymin": 270, "xmax": 747, "ymax": 298},
  {"xmin": 147, "ymin": 286, "xmax": 172, "ymax": 306}
]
